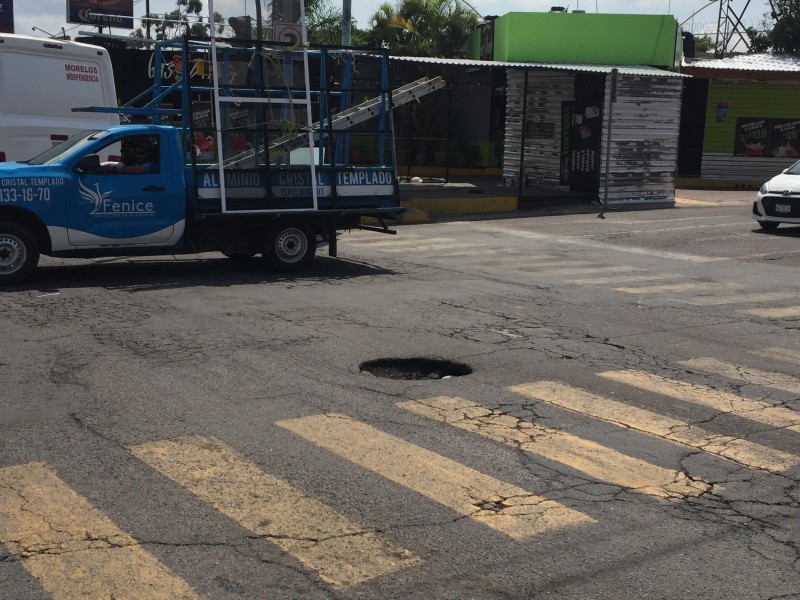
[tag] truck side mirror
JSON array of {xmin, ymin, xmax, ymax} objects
[{"xmin": 74, "ymin": 154, "xmax": 101, "ymax": 174}]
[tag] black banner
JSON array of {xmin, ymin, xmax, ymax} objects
[
  {"xmin": 68, "ymin": 0, "xmax": 133, "ymax": 29},
  {"xmin": 0, "ymin": 0, "xmax": 13, "ymax": 33},
  {"xmin": 562, "ymin": 101, "xmax": 602, "ymax": 190}
]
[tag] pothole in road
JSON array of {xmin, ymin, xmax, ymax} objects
[{"xmin": 359, "ymin": 357, "xmax": 473, "ymax": 380}]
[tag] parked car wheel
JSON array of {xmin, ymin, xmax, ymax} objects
[
  {"xmin": 0, "ymin": 221, "xmax": 40, "ymax": 285},
  {"xmin": 262, "ymin": 220, "xmax": 316, "ymax": 271}
]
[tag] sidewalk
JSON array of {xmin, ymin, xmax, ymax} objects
[{"xmin": 389, "ymin": 172, "xmax": 760, "ymax": 224}]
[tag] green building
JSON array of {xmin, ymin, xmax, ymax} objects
[{"xmin": 462, "ymin": 11, "xmax": 685, "ymax": 207}]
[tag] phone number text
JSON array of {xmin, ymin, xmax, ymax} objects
[{"xmin": 0, "ymin": 187, "xmax": 52, "ymax": 202}]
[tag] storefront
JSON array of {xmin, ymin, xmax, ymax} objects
[{"xmin": 680, "ymin": 54, "xmax": 800, "ymax": 184}]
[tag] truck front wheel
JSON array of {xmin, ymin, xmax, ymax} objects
[
  {"xmin": 0, "ymin": 221, "xmax": 39, "ymax": 285},
  {"xmin": 262, "ymin": 220, "xmax": 316, "ymax": 272}
]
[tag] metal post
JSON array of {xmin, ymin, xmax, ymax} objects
[
  {"xmin": 599, "ymin": 67, "xmax": 617, "ymax": 218},
  {"xmin": 255, "ymin": 0, "xmax": 262, "ymax": 41},
  {"xmin": 146, "ymin": 0, "xmax": 151, "ymax": 38}
]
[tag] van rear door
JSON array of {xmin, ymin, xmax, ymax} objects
[{"xmin": 0, "ymin": 35, "xmax": 118, "ymax": 162}]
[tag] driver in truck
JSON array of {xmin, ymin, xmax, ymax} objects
[{"xmin": 101, "ymin": 138, "xmax": 158, "ymax": 175}]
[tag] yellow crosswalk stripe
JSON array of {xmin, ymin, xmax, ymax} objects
[
  {"xmin": 680, "ymin": 291, "xmax": 799, "ymax": 306},
  {"xmin": 598, "ymin": 370, "xmax": 800, "ymax": 432},
  {"xmin": 679, "ymin": 357, "xmax": 800, "ymax": 395},
  {"xmin": 754, "ymin": 347, "xmax": 800, "ymax": 364},
  {"xmin": 130, "ymin": 435, "xmax": 418, "ymax": 587},
  {"xmin": 0, "ymin": 462, "xmax": 201, "ymax": 600},
  {"xmin": 741, "ymin": 305, "xmax": 800, "ymax": 318},
  {"xmin": 508, "ymin": 382, "xmax": 799, "ymax": 473},
  {"xmin": 276, "ymin": 413, "xmax": 594, "ymax": 540},
  {"xmin": 398, "ymin": 397, "xmax": 711, "ymax": 500},
  {"xmin": 614, "ymin": 282, "xmax": 739, "ymax": 294}
]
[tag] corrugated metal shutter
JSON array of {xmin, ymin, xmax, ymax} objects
[
  {"xmin": 503, "ymin": 70, "xmax": 574, "ymax": 187},
  {"xmin": 599, "ymin": 75, "xmax": 682, "ymax": 204}
]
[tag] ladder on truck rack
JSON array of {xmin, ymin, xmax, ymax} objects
[{"xmin": 223, "ymin": 76, "xmax": 445, "ymax": 167}]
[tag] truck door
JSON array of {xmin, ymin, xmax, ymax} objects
[{"xmin": 65, "ymin": 133, "xmax": 177, "ymax": 247}]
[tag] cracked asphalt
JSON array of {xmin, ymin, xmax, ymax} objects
[{"xmin": 1, "ymin": 193, "xmax": 800, "ymax": 599}]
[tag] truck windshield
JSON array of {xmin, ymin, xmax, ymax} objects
[{"xmin": 24, "ymin": 130, "xmax": 112, "ymax": 165}]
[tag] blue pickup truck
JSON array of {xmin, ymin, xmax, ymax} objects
[{"xmin": 0, "ymin": 124, "xmax": 402, "ymax": 285}]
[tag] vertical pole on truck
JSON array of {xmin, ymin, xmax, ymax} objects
[
  {"xmin": 207, "ymin": 0, "xmax": 228, "ymax": 211},
  {"xmin": 299, "ymin": 0, "xmax": 319, "ymax": 210}
]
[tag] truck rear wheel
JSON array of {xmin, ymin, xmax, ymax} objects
[
  {"xmin": 262, "ymin": 220, "xmax": 316, "ymax": 272},
  {"xmin": 0, "ymin": 221, "xmax": 39, "ymax": 285}
]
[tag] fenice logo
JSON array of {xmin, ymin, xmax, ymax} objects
[{"xmin": 80, "ymin": 181, "xmax": 155, "ymax": 217}]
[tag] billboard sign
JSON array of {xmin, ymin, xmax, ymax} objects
[
  {"xmin": 0, "ymin": 0, "xmax": 13, "ymax": 33},
  {"xmin": 67, "ymin": 0, "xmax": 134, "ymax": 29}
]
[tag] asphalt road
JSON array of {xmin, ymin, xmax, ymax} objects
[{"xmin": 2, "ymin": 190, "xmax": 800, "ymax": 599}]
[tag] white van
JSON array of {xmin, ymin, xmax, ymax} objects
[{"xmin": 0, "ymin": 33, "xmax": 119, "ymax": 162}]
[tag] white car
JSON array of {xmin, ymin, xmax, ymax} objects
[{"xmin": 753, "ymin": 160, "xmax": 800, "ymax": 230}]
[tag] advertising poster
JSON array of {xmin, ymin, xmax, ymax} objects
[
  {"xmin": 67, "ymin": 0, "xmax": 134, "ymax": 29},
  {"xmin": 733, "ymin": 117, "xmax": 769, "ymax": 157},
  {"xmin": 0, "ymin": 0, "xmax": 13, "ymax": 33},
  {"xmin": 734, "ymin": 117, "xmax": 800, "ymax": 159},
  {"xmin": 768, "ymin": 118, "xmax": 800, "ymax": 159}
]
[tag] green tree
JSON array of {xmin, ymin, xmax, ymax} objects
[
  {"xmin": 303, "ymin": 0, "xmax": 369, "ymax": 45},
  {"xmin": 132, "ymin": 0, "xmax": 223, "ymax": 40},
  {"xmin": 694, "ymin": 35, "xmax": 714, "ymax": 53},
  {"xmin": 745, "ymin": 25, "xmax": 772, "ymax": 53},
  {"xmin": 769, "ymin": 0, "xmax": 800, "ymax": 54},
  {"xmin": 366, "ymin": 0, "xmax": 479, "ymax": 57}
]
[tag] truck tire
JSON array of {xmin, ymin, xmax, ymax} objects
[
  {"xmin": 262, "ymin": 220, "xmax": 316, "ymax": 272},
  {"xmin": 0, "ymin": 221, "xmax": 39, "ymax": 285}
]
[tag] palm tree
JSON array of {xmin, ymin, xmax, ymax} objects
[{"xmin": 367, "ymin": 0, "xmax": 478, "ymax": 57}]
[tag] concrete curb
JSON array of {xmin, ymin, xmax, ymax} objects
[{"xmin": 401, "ymin": 196, "xmax": 519, "ymax": 216}]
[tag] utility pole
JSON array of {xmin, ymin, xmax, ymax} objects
[{"xmin": 342, "ymin": 0, "xmax": 352, "ymax": 46}]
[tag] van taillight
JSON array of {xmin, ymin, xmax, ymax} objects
[
  {"xmin": 44, "ymin": 43, "xmax": 63, "ymax": 49},
  {"xmin": 0, "ymin": 152, "xmax": 6, "ymax": 162}
]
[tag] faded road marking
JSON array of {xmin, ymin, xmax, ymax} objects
[
  {"xmin": 130, "ymin": 435, "xmax": 418, "ymax": 587},
  {"xmin": 741, "ymin": 305, "xmax": 800, "ymax": 319},
  {"xmin": 680, "ymin": 357, "xmax": 800, "ymax": 395},
  {"xmin": 508, "ymin": 381, "xmax": 798, "ymax": 473},
  {"xmin": 568, "ymin": 273, "xmax": 682, "ymax": 285},
  {"xmin": 754, "ymin": 347, "xmax": 800, "ymax": 365},
  {"xmin": 680, "ymin": 291, "xmax": 799, "ymax": 306},
  {"xmin": 615, "ymin": 282, "xmax": 739, "ymax": 295},
  {"xmin": 277, "ymin": 413, "xmax": 594, "ymax": 540},
  {"xmin": 0, "ymin": 462, "xmax": 201, "ymax": 600},
  {"xmin": 398, "ymin": 397, "xmax": 711, "ymax": 500},
  {"xmin": 522, "ymin": 265, "xmax": 641, "ymax": 277},
  {"xmin": 599, "ymin": 370, "xmax": 800, "ymax": 432}
]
